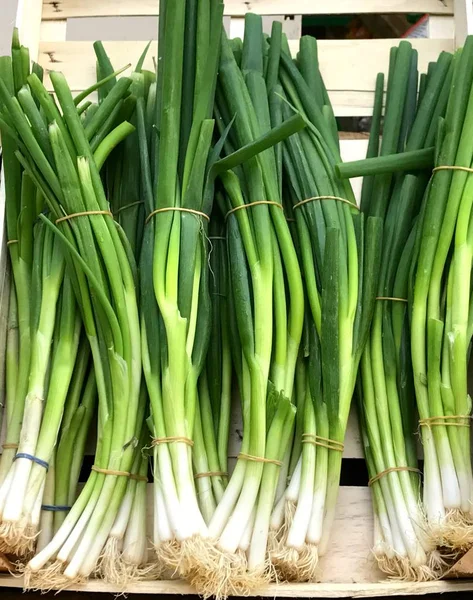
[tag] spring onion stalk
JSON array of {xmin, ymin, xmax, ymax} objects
[
  {"xmin": 0, "ymin": 33, "xmax": 42, "ymax": 487},
  {"xmin": 267, "ymin": 33, "xmax": 382, "ymax": 581},
  {"xmin": 336, "ymin": 147, "xmax": 435, "ymax": 179},
  {"xmin": 0, "ymin": 56, "xmax": 143, "ymax": 584},
  {"xmin": 36, "ymin": 340, "xmax": 97, "ymax": 552},
  {"xmin": 0, "ymin": 213, "xmax": 73, "ymax": 555},
  {"xmin": 188, "ymin": 16, "xmax": 303, "ymax": 596},
  {"xmin": 98, "ymin": 49, "xmax": 154, "ymax": 257},
  {"xmin": 137, "ymin": 0, "xmax": 224, "ymax": 576},
  {"xmin": 411, "ymin": 35, "xmax": 473, "ymax": 548},
  {"xmin": 97, "ymin": 389, "xmax": 151, "ymax": 584},
  {"xmin": 356, "ymin": 43, "xmax": 454, "ymax": 579},
  {"xmin": 193, "ymin": 218, "xmax": 231, "ymax": 523},
  {"xmin": 91, "ymin": 50, "xmax": 153, "ymax": 583}
]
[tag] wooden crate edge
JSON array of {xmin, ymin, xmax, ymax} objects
[{"xmin": 1, "ymin": 575, "xmax": 473, "ymax": 596}]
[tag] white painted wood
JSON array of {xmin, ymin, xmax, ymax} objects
[
  {"xmin": 454, "ymin": 0, "xmax": 473, "ymax": 47},
  {"xmin": 428, "ymin": 15, "xmax": 455, "ymax": 38},
  {"xmin": 36, "ymin": 39, "xmax": 453, "ymax": 117},
  {"xmin": 229, "ymin": 16, "xmax": 302, "ymax": 39},
  {"xmin": 2, "ymin": 577, "xmax": 473, "ymax": 596},
  {"xmin": 340, "ymin": 138, "xmax": 369, "ymax": 203},
  {"xmin": 39, "ymin": 19, "xmax": 67, "ymax": 42},
  {"xmin": 0, "ymin": 0, "xmax": 19, "ymax": 56},
  {"xmin": 229, "ymin": 16, "xmax": 245, "ymax": 40},
  {"xmin": 41, "ymin": 0, "xmax": 454, "ymax": 20}
]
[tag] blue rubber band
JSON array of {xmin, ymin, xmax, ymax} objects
[
  {"xmin": 14, "ymin": 453, "xmax": 49, "ymax": 470},
  {"xmin": 41, "ymin": 505, "xmax": 71, "ymax": 512}
]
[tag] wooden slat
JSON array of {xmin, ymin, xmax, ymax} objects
[
  {"xmin": 37, "ymin": 38, "xmax": 453, "ymax": 117},
  {"xmin": 428, "ymin": 15, "xmax": 455, "ymax": 38},
  {"xmin": 454, "ymin": 0, "xmax": 473, "ymax": 47},
  {"xmin": 41, "ymin": 0, "xmax": 454, "ymax": 20},
  {"xmin": 1, "ymin": 578, "xmax": 473, "ymax": 597}
]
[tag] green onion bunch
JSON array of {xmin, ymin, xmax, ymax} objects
[
  {"xmin": 138, "ymin": 0, "xmax": 225, "ymax": 576},
  {"xmin": 37, "ymin": 341, "xmax": 96, "ymax": 551},
  {"xmin": 345, "ymin": 42, "xmax": 454, "ymax": 579},
  {"xmin": 0, "ymin": 31, "xmax": 42, "ymax": 488},
  {"xmin": 188, "ymin": 16, "xmax": 304, "ymax": 596},
  {"xmin": 0, "ymin": 34, "xmax": 85, "ymax": 557},
  {"xmin": 411, "ymin": 35, "xmax": 473, "ymax": 549},
  {"xmin": 266, "ymin": 33, "xmax": 382, "ymax": 581},
  {"xmin": 193, "ymin": 217, "xmax": 232, "ymax": 524},
  {"xmin": 0, "ymin": 39, "xmax": 145, "ymax": 584},
  {"xmin": 89, "ymin": 45, "xmax": 155, "ymax": 583}
]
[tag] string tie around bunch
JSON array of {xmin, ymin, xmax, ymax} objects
[
  {"xmin": 238, "ymin": 452, "xmax": 282, "ymax": 466},
  {"xmin": 194, "ymin": 471, "xmax": 228, "ymax": 480},
  {"xmin": 376, "ymin": 296, "xmax": 408, "ymax": 303},
  {"xmin": 419, "ymin": 415, "xmax": 471, "ymax": 428},
  {"xmin": 368, "ymin": 466, "xmax": 421, "ymax": 487},
  {"xmin": 55, "ymin": 210, "xmax": 113, "ymax": 225},
  {"xmin": 293, "ymin": 195, "xmax": 359, "ymax": 211},
  {"xmin": 130, "ymin": 474, "xmax": 149, "ymax": 482},
  {"xmin": 14, "ymin": 453, "xmax": 49, "ymax": 470},
  {"xmin": 301, "ymin": 433, "xmax": 344, "ymax": 453},
  {"xmin": 151, "ymin": 436, "xmax": 194, "ymax": 447},
  {"xmin": 116, "ymin": 201, "xmax": 144, "ymax": 215},
  {"xmin": 41, "ymin": 504, "xmax": 72, "ymax": 512},
  {"xmin": 91, "ymin": 465, "xmax": 130, "ymax": 477},
  {"xmin": 145, "ymin": 206, "xmax": 209, "ymax": 225},
  {"xmin": 432, "ymin": 165, "xmax": 473, "ymax": 175},
  {"xmin": 225, "ymin": 200, "xmax": 282, "ymax": 220}
]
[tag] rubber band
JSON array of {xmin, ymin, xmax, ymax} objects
[
  {"xmin": 368, "ymin": 466, "xmax": 421, "ymax": 487},
  {"xmin": 293, "ymin": 195, "xmax": 359, "ymax": 211},
  {"xmin": 301, "ymin": 434, "xmax": 344, "ymax": 453},
  {"xmin": 225, "ymin": 200, "xmax": 282, "ymax": 220},
  {"xmin": 194, "ymin": 471, "xmax": 228, "ymax": 480},
  {"xmin": 116, "ymin": 201, "xmax": 144, "ymax": 215},
  {"xmin": 152, "ymin": 436, "xmax": 194, "ymax": 447},
  {"xmin": 376, "ymin": 296, "xmax": 408, "ymax": 303},
  {"xmin": 14, "ymin": 453, "xmax": 49, "ymax": 470},
  {"xmin": 6, "ymin": 240, "xmax": 18, "ymax": 246},
  {"xmin": 55, "ymin": 210, "xmax": 113, "ymax": 225},
  {"xmin": 433, "ymin": 165, "xmax": 473, "ymax": 175},
  {"xmin": 238, "ymin": 452, "xmax": 282, "ymax": 466},
  {"xmin": 419, "ymin": 415, "xmax": 471, "ymax": 428},
  {"xmin": 129, "ymin": 474, "xmax": 149, "ymax": 482},
  {"xmin": 41, "ymin": 505, "xmax": 72, "ymax": 512},
  {"xmin": 209, "ymin": 236, "xmax": 226, "ymax": 241},
  {"xmin": 145, "ymin": 207, "xmax": 209, "ymax": 225},
  {"xmin": 286, "ymin": 217, "xmax": 296, "ymax": 223},
  {"xmin": 2, "ymin": 443, "xmax": 19, "ymax": 450},
  {"xmin": 91, "ymin": 465, "xmax": 130, "ymax": 477}
]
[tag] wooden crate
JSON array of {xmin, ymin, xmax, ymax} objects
[{"xmin": 1, "ymin": 0, "xmax": 473, "ymax": 596}]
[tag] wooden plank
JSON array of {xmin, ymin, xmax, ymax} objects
[
  {"xmin": 454, "ymin": 0, "xmax": 473, "ymax": 47},
  {"xmin": 340, "ymin": 138, "xmax": 368, "ymax": 203},
  {"xmin": 40, "ymin": 19, "xmax": 67, "ymax": 41},
  {"xmin": 42, "ymin": 0, "xmax": 454, "ymax": 20},
  {"xmin": 428, "ymin": 15, "xmax": 455, "ymax": 38},
  {"xmin": 1, "ymin": 575, "xmax": 473, "ymax": 595},
  {"xmin": 37, "ymin": 38, "xmax": 453, "ymax": 116},
  {"xmin": 0, "ymin": 485, "xmax": 469, "ymax": 591}
]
